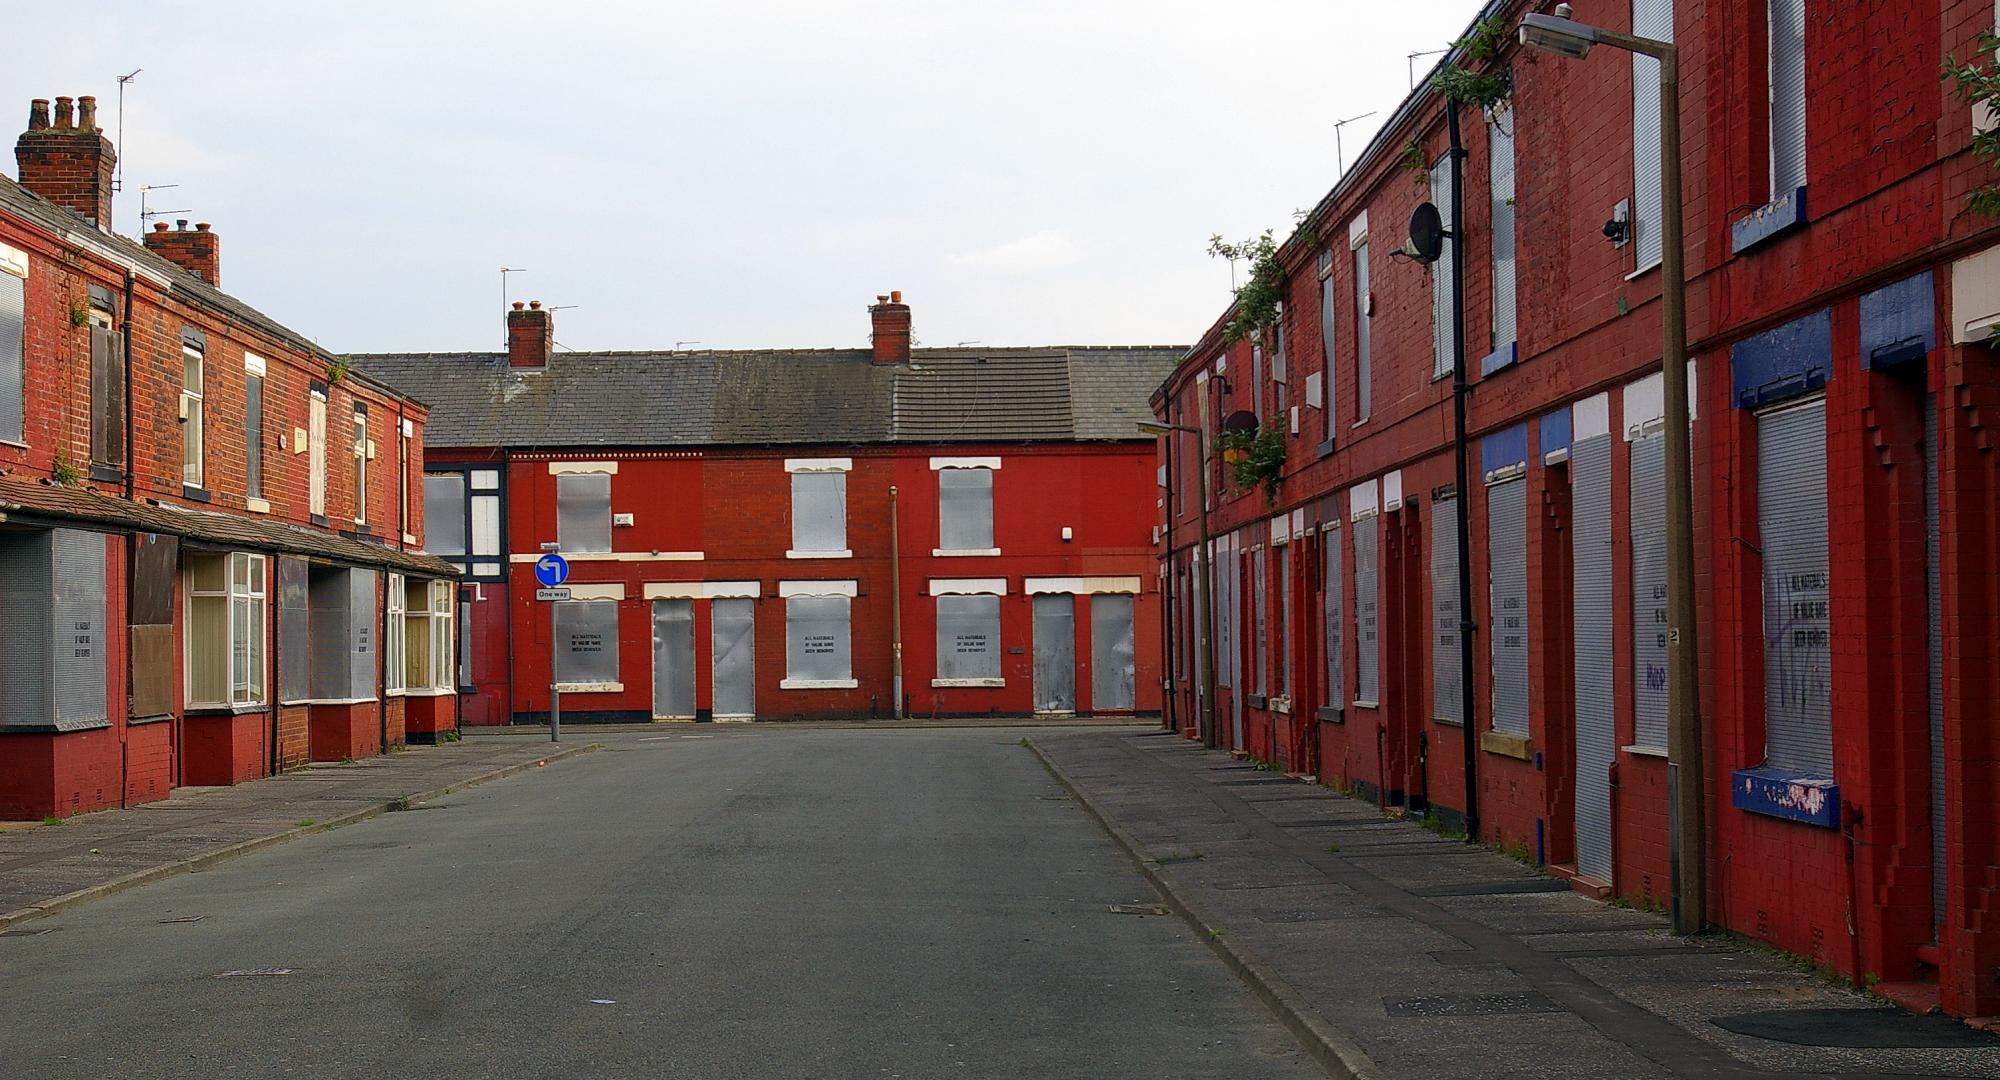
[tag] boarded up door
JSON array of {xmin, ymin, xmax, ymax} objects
[
  {"xmin": 1572, "ymin": 434, "xmax": 1616, "ymax": 882},
  {"xmin": 1032, "ymin": 594, "xmax": 1076, "ymax": 714},
  {"xmin": 1091, "ymin": 594, "xmax": 1136, "ymax": 712},
  {"xmin": 652, "ymin": 599, "xmax": 695, "ymax": 719},
  {"xmin": 711, "ymin": 598, "xmax": 755, "ymax": 718}
]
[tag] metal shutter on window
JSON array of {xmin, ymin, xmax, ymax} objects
[
  {"xmin": 939, "ymin": 468, "xmax": 994, "ymax": 550},
  {"xmin": 1091, "ymin": 594, "xmax": 1136, "ymax": 711},
  {"xmin": 556, "ymin": 598, "xmax": 620, "ymax": 685},
  {"xmin": 0, "ymin": 275, "xmax": 21, "ymax": 444},
  {"xmin": 1032, "ymin": 594, "xmax": 1076, "ymax": 714},
  {"xmin": 1324, "ymin": 524, "xmax": 1344, "ymax": 712},
  {"xmin": 937, "ymin": 594, "xmax": 1001, "ymax": 681},
  {"xmin": 556, "ymin": 472, "xmax": 613, "ymax": 553},
  {"xmin": 1431, "ymin": 495, "xmax": 1462, "ymax": 723},
  {"xmin": 1320, "ymin": 276, "xmax": 1337, "ymax": 429},
  {"xmin": 1488, "ymin": 480, "xmax": 1530, "ymax": 735},
  {"xmin": 1632, "ymin": 0, "xmax": 1674, "ymax": 268},
  {"xmin": 1630, "ymin": 434, "xmax": 1670, "ymax": 750},
  {"xmin": 1489, "ymin": 113, "xmax": 1517, "ymax": 348},
  {"xmin": 791, "ymin": 472, "xmax": 846, "ymax": 552},
  {"xmin": 1431, "ymin": 156, "xmax": 1456, "ymax": 380},
  {"xmin": 51, "ymin": 529, "xmax": 106, "ymax": 730},
  {"xmin": 1355, "ymin": 244, "xmax": 1372, "ymax": 419},
  {"xmin": 1354, "ymin": 517, "xmax": 1380, "ymax": 702},
  {"xmin": 1925, "ymin": 395, "xmax": 1945, "ymax": 929},
  {"xmin": 308, "ymin": 568, "xmax": 350, "ymax": 699},
  {"xmin": 1572, "ymin": 434, "xmax": 1617, "ymax": 882},
  {"xmin": 1253, "ymin": 546, "xmax": 1269, "ymax": 695},
  {"xmin": 278, "ymin": 557, "xmax": 310, "ymax": 703},
  {"xmin": 0, "ymin": 531, "xmax": 53, "ymax": 725},
  {"xmin": 786, "ymin": 596, "xmax": 851, "ymax": 681},
  {"xmin": 423, "ymin": 475, "xmax": 466, "ymax": 555},
  {"xmin": 1758, "ymin": 399, "xmax": 1832, "ymax": 776},
  {"xmin": 1768, "ymin": 0, "xmax": 1808, "ymax": 196},
  {"xmin": 347, "ymin": 570, "xmax": 377, "ymax": 699},
  {"xmin": 1278, "ymin": 544, "xmax": 1293, "ymax": 697}
]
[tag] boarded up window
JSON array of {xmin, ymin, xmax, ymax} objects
[
  {"xmin": 278, "ymin": 557, "xmax": 310, "ymax": 703},
  {"xmin": 1354, "ymin": 242, "xmax": 1372, "ymax": 421},
  {"xmin": 936, "ymin": 594, "xmax": 1001, "ymax": 681},
  {"xmin": 938, "ymin": 468, "xmax": 994, "ymax": 551},
  {"xmin": 90, "ymin": 324, "xmax": 125, "ymax": 469},
  {"xmin": 243, "ymin": 372, "xmax": 262, "ymax": 499},
  {"xmin": 1489, "ymin": 110, "xmax": 1517, "ymax": 349},
  {"xmin": 792, "ymin": 471, "xmax": 847, "ymax": 552},
  {"xmin": 0, "ymin": 273, "xmax": 23, "ymax": 444},
  {"xmin": 0, "ymin": 529, "xmax": 107, "ymax": 730},
  {"xmin": 1322, "ymin": 524, "xmax": 1343, "ymax": 711},
  {"xmin": 1252, "ymin": 546, "xmax": 1268, "ymax": 695},
  {"xmin": 1318, "ymin": 259, "xmax": 1337, "ymax": 434},
  {"xmin": 1488, "ymin": 479, "xmax": 1530, "ymax": 735},
  {"xmin": 308, "ymin": 387, "xmax": 327, "ymax": 517},
  {"xmin": 424, "ymin": 474, "xmax": 466, "ymax": 555},
  {"xmin": 308, "ymin": 566, "xmax": 375, "ymax": 700},
  {"xmin": 1431, "ymin": 155, "xmax": 1457, "ymax": 380},
  {"xmin": 712, "ymin": 598, "xmax": 755, "ymax": 717},
  {"xmin": 1091, "ymin": 593, "xmax": 1136, "ymax": 711},
  {"xmin": 1354, "ymin": 516, "xmax": 1379, "ymax": 703},
  {"xmin": 1758, "ymin": 399, "xmax": 1832, "ymax": 775},
  {"xmin": 1431, "ymin": 494, "xmax": 1462, "ymax": 723},
  {"xmin": 556, "ymin": 472, "xmax": 612, "ymax": 553},
  {"xmin": 554, "ymin": 598, "xmax": 619, "ymax": 685},
  {"xmin": 1632, "ymin": 0, "xmax": 1675, "ymax": 268},
  {"xmin": 1630, "ymin": 434, "xmax": 1670, "ymax": 749},
  {"xmin": 785, "ymin": 596, "xmax": 851, "ymax": 682},
  {"xmin": 131, "ymin": 533, "xmax": 178, "ymax": 718}
]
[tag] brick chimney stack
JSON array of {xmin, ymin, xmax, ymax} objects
[
  {"xmin": 15, "ymin": 95, "xmax": 116, "ymax": 228},
  {"xmin": 143, "ymin": 220, "xmax": 221, "ymax": 286},
  {"xmin": 508, "ymin": 301, "xmax": 552, "ymax": 368},
  {"xmin": 869, "ymin": 290, "xmax": 911, "ymax": 365}
]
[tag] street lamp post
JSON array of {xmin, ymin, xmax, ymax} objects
[
  {"xmin": 1520, "ymin": 5, "xmax": 1703, "ymax": 934},
  {"xmin": 1140, "ymin": 420, "xmax": 1218, "ymax": 749}
]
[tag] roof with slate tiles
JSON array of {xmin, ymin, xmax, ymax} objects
[{"xmin": 353, "ymin": 344, "xmax": 1184, "ymax": 450}]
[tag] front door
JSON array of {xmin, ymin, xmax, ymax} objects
[
  {"xmin": 1091, "ymin": 594, "xmax": 1136, "ymax": 712},
  {"xmin": 651, "ymin": 598, "xmax": 695, "ymax": 719},
  {"xmin": 712, "ymin": 598, "xmax": 755, "ymax": 720},
  {"xmin": 1032, "ymin": 594, "xmax": 1075, "ymax": 714}
]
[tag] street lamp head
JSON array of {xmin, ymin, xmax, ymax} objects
[
  {"xmin": 1519, "ymin": 12, "xmax": 1597, "ymax": 59},
  {"xmin": 1136, "ymin": 420, "xmax": 1176, "ymax": 437}
]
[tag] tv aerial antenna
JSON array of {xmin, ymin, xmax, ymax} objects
[
  {"xmin": 113, "ymin": 69, "xmax": 140, "ymax": 194},
  {"xmin": 139, "ymin": 184, "xmax": 187, "ymax": 228},
  {"xmin": 1333, "ymin": 111, "xmax": 1378, "ymax": 178}
]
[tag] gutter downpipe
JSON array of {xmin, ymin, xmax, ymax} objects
[
  {"xmin": 890, "ymin": 484, "xmax": 904, "ymax": 719},
  {"xmin": 121, "ymin": 270, "xmax": 137, "ymax": 802},
  {"xmin": 1447, "ymin": 101, "xmax": 1481, "ymax": 844}
]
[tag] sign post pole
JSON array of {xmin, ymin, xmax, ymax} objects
[{"xmin": 536, "ymin": 545, "xmax": 571, "ymax": 743}]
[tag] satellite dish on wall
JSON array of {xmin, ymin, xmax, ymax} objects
[
  {"xmin": 1407, "ymin": 202, "xmax": 1446, "ymax": 264},
  {"xmin": 1221, "ymin": 410, "xmax": 1259, "ymax": 435}
]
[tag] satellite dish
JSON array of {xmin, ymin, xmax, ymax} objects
[
  {"xmin": 1221, "ymin": 410, "xmax": 1259, "ymax": 435},
  {"xmin": 1407, "ymin": 202, "xmax": 1446, "ymax": 264}
]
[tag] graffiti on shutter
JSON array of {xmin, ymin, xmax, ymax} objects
[{"xmin": 1488, "ymin": 480, "xmax": 1530, "ymax": 735}]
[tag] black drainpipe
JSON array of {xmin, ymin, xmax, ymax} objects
[{"xmin": 1446, "ymin": 102, "xmax": 1480, "ymax": 843}]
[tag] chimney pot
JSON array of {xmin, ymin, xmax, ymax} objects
[
  {"xmin": 876, "ymin": 295, "xmax": 889, "ymax": 303},
  {"xmin": 153, "ymin": 222, "xmax": 168, "ymax": 232},
  {"xmin": 195, "ymin": 222, "xmax": 210, "ymax": 232},
  {"xmin": 507, "ymin": 300, "xmax": 553, "ymax": 368},
  {"xmin": 26, "ymin": 99, "xmax": 49, "ymax": 130},
  {"xmin": 529, "ymin": 300, "xmax": 542, "ymax": 310},
  {"xmin": 17, "ymin": 93, "xmax": 117, "ymax": 226},
  {"xmin": 52, "ymin": 97, "xmax": 74, "ymax": 129},
  {"xmin": 868, "ymin": 290, "xmax": 912, "ymax": 366},
  {"xmin": 77, "ymin": 96, "xmax": 97, "ymax": 132},
  {"xmin": 142, "ymin": 216, "xmax": 221, "ymax": 285},
  {"xmin": 890, "ymin": 290, "xmax": 902, "ymax": 303},
  {"xmin": 512, "ymin": 301, "xmax": 525, "ymax": 311}
]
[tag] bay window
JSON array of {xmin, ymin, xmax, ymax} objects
[{"xmin": 187, "ymin": 551, "xmax": 266, "ymax": 708}]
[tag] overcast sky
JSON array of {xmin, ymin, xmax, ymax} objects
[{"xmin": 18, "ymin": 0, "xmax": 1483, "ymax": 352}]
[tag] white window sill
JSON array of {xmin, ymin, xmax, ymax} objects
[
  {"xmin": 386, "ymin": 688, "xmax": 405, "ymax": 698},
  {"xmin": 786, "ymin": 549, "xmax": 853, "ymax": 559},
  {"xmin": 245, "ymin": 498, "xmax": 271, "ymax": 514},
  {"xmin": 402, "ymin": 687, "xmax": 456, "ymax": 698},
  {"xmin": 932, "ymin": 548, "xmax": 1002, "ymax": 557},
  {"xmin": 1622, "ymin": 744, "xmax": 1669, "ymax": 759},
  {"xmin": 1351, "ymin": 699, "xmax": 1379, "ymax": 710},
  {"xmin": 185, "ymin": 701, "xmax": 271, "ymax": 715},
  {"xmin": 1625, "ymin": 259, "xmax": 1662, "ymax": 282},
  {"xmin": 555, "ymin": 682, "xmax": 623, "ymax": 694},
  {"xmin": 780, "ymin": 678, "xmax": 859, "ymax": 690},
  {"xmin": 300, "ymin": 698, "xmax": 379, "ymax": 707},
  {"xmin": 931, "ymin": 678, "xmax": 1005, "ymax": 688}
]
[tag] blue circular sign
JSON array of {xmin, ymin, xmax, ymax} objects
[{"xmin": 534, "ymin": 553, "xmax": 570, "ymax": 588}]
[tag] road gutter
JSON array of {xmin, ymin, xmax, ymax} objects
[
  {"xmin": 1027, "ymin": 737, "xmax": 1382, "ymax": 1080},
  {"xmin": 0, "ymin": 743, "xmax": 601, "ymax": 931}
]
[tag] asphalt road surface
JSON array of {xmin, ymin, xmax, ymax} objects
[{"xmin": 1, "ymin": 727, "xmax": 1318, "ymax": 1079}]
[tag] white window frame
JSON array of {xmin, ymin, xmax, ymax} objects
[
  {"xmin": 352, "ymin": 408, "xmax": 369, "ymax": 524},
  {"xmin": 308, "ymin": 386, "xmax": 327, "ymax": 518},
  {"xmin": 787, "ymin": 458, "xmax": 852, "ymax": 558},
  {"xmin": 181, "ymin": 342, "xmax": 204, "ymax": 488},
  {"xmin": 386, "ymin": 572, "xmax": 407, "ymax": 695},
  {"xmin": 429, "ymin": 580, "xmax": 455, "ymax": 691},
  {"xmin": 931, "ymin": 457, "xmax": 1000, "ymax": 556},
  {"xmin": 185, "ymin": 551, "xmax": 267, "ymax": 708}
]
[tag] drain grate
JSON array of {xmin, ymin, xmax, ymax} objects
[
  {"xmin": 1712, "ymin": 1008, "xmax": 2000, "ymax": 1048},
  {"xmin": 1384, "ymin": 992, "xmax": 1558, "ymax": 1018}
]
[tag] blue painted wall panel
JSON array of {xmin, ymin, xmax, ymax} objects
[{"xmin": 1730, "ymin": 309, "xmax": 1832, "ymax": 408}]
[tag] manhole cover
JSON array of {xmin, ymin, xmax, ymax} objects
[
  {"xmin": 1713, "ymin": 1008, "xmax": 1999, "ymax": 1048},
  {"xmin": 1384, "ymin": 992, "xmax": 1557, "ymax": 1018}
]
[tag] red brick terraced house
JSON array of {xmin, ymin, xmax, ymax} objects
[
  {"xmin": 357, "ymin": 297, "xmax": 1177, "ymax": 727},
  {"xmin": 0, "ymin": 95, "xmax": 458, "ymax": 820},
  {"xmin": 1151, "ymin": 0, "xmax": 2000, "ymax": 1017}
]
